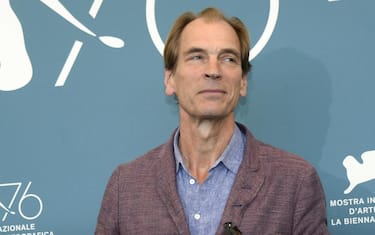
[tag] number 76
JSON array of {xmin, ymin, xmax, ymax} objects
[{"xmin": 0, "ymin": 182, "xmax": 43, "ymax": 221}]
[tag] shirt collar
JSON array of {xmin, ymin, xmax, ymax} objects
[{"xmin": 173, "ymin": 124, "xmax": 245, "ymax": 174}]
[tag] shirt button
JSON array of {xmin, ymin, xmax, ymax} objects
[
  {"xmin": 194, "ymin": 213, "xmax": 201, "ymax": 220},
  {"xmin": 189, "ymin": 179, "xmax": 195, "ymax": 185}
]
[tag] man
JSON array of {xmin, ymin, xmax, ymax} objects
[{"xmin": 95, "ymin": 7, "xmax": 329, "ymax": 235}]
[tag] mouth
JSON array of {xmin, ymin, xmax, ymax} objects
[{"xmin": 198, "ymin": 89, "xmax": 226, "ymax": 95}]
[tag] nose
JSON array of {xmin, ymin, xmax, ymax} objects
[
  {"xmin": 204, "ymin": 58, "xmax": 221, "ymax": 80},
  {"xmin": 205, "ymin": 72, "xmax": 221, "ymax": 80}
]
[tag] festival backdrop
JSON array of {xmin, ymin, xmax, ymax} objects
[{"xmin": 1, "ymin": 0, "xmax": 374, "ymax": 234}]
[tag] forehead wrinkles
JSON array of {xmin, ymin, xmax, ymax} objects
[{"xmin": 180, "ymin": 20, "xmax": 240, "ymax": 55}]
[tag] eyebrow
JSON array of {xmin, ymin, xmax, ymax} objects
[
  {"xmin": 183, "ymin": 47, "xmax": 205, "ymax": 57},
  {"xmin": 183, "ymin": 47, "xmax": 240, "ymax": 58}
]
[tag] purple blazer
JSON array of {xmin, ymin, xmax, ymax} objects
[{"xmin": 95, "ymin": 123, "xmax": 329, "ymax": 235}]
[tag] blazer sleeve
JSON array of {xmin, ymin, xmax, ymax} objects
[
  {"xmin": 292, "ymin": 166, "xmax": 329, "ymax": 234},
  {"xmin": 95, "ymin": 167, "xmax": 120, "ymax": 235}
]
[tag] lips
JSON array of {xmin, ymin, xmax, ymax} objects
[{"xmin": 198, "ymin": 89, "xmax": 226, "ymax": 94}]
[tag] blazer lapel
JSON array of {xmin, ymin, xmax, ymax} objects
[
  {"xmin": 217, "ymin": 125, "xmax": 265, "ymax": 234},
  {"xmin": 155, "ymin": 135, "xmax": 190, "ymax": 234},
  {"xmin": 218, "ymin": 167, "xmax": 265, "ymax": 233}
]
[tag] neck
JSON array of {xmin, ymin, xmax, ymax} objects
[{"xmin": 178, "ymin": 117, "xmax": 236, "ymax": 183}]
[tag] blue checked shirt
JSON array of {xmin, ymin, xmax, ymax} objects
[{"xmin": 174, "ymin": 125, "xmax": 245, "ymax": 235}]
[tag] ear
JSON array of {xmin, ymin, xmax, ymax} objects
[
  {"xmin": 164, "ymin": 69, "xmax": 175, "ymax": 96},
  {"xmin": 239, "ymin": 74, "xmax": 248, "ymax": 97}
]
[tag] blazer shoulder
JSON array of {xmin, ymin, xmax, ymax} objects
[
  {"xmin": 118, "ymin": 142, "xmax": 169, "ymax": 168},
  {"xmin": 114, "ymin": 140, "xmax": 174, "ymax": 180},
  {"xmin": 255, "ymin": 140, "xmax": 316, "ymax": 174},
  {"xmin": 239, "ymin": 123, "xmax": 316, "ymax": 175}
]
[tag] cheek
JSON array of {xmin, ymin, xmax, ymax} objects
[{"xmin": 174, "ymin": 70, "xmax": 199, "ymax": 91}]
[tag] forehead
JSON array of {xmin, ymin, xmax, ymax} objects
[{"xmin": 180, "ymin": 18, "xmax": 240, "ymax": 52}]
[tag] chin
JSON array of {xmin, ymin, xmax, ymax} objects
[{"xmin": 197, "ymin": 110, "xmax": 231, "ymax": 120}]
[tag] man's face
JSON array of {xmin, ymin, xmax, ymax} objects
[{"xmin": 164, "ymin": 18, "xmax": 247, "ymax": 120}]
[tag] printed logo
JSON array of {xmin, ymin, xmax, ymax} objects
[
  {"xmin": 0, "ymin": 181, "xmax": 54, "ymax": 234},
  {"xmin": 328, "ymin": 150, "xmax": 375, "ymax": 227},
  {"xmin": 0, "ymin": 0, "xmax": 124, "ymax": 91},
  {"xmin": 145, "ymin": 0, "xmax": 279, "ymax": 61},
  {"xmin": 2, "ymin": 1, "xmax": 279, "ymax": 91},
  {"xmin": 0, "ymin": 182, "xmax": 42, "ymax": 222},
  {"xmin": 343, "ymin": 150, "xmax": 375, "ymax": 194}
]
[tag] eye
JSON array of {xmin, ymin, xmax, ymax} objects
[
  {"xmin": 220, "ymin": 54, "xmax": 239, "ymax": 64},
  {"xmin": 189, "ymin": 54, "xmax": 204, "ymax": 61}
]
